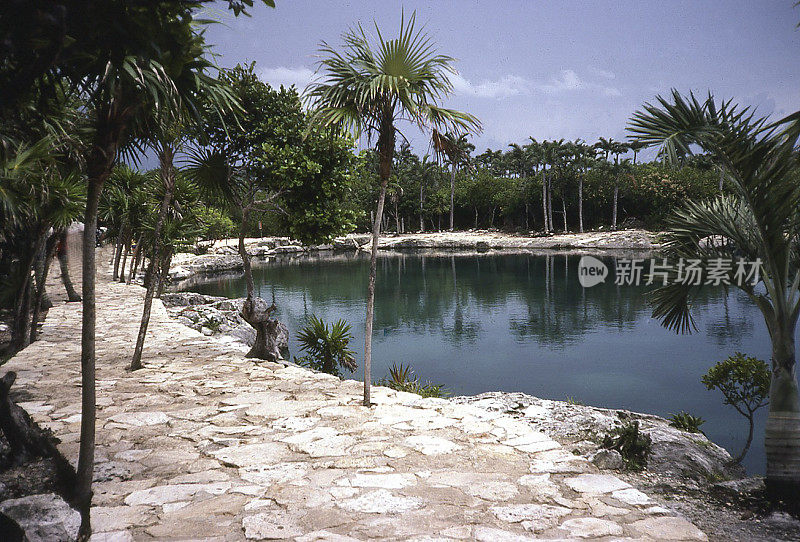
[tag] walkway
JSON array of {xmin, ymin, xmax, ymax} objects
[{"xmin": 3, "ymin": 261, "xmax": 708, "ymax": 541}]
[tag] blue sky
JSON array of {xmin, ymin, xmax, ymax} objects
[{"xmin": 203, "ymin": 0, "xmax": 799, "ymax": 157}]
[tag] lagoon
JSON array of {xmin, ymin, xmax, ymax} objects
[{"xmin": 181, "ymin": 250, "xmax": 773, "ymax": 474}]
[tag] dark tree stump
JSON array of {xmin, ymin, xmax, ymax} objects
[
  {"xmin": 241, "ymin": 297, "xmax": 288, "ymax": 361},
  {"xmin": 0, "ymin": 372, "xmax": 57, "ymax": 465}
]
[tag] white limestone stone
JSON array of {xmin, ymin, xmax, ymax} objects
[
  {"xmin": 612, "ymin": 487, "xmax": 652, "ymax": 505},
  {"xmin": 124, "ymin": 482, "xmax": 231, "ymax": 505},
  {"xmin": 403, "ymin": 435, "xmax": 462, "ymax": 455},
  {"xmin": 561, "ymin": 517, "xmax": 625, "ymax": 538},
  {"xmin": 108, "ymin": 411, "xmax": 169, "ymax": 426},
  {"xmin": 349, "ymin": 473, "xmax": 416, "ymax": 489},
  {"xmin": 338, "ymin": 489, "xmax": 423, "ymax": 514},
  {"xmin": 564, "ymin": 474, "xmax": 631, "ymax": 494},
  {"xmin": 211, "ymin": 442, "xmax": 291, "ymax": 467}
]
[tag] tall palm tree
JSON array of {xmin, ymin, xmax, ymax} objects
[
  {"xmin": 418, "ymin": 154, "xmax": 436, "ymax": 232},
  {"xmin": 307, "ymin": 12, "xmax": 480, "ymax": 405},
  {"xmin": 628, "ymin": 90, "xmax": 800, "ymax": 500},
  {"xmin": 434, "ymin": 132, "xmax": 473, "ymax": 231}
]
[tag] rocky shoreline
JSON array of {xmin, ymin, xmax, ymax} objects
[
  {"xmin": 168, "ymin": 229, "xmax": 660, "ymax": 283},
  {"xmin": 158, "ymin": 291, "xmax": 800, "ymax": 541}
]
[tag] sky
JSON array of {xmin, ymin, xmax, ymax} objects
[{"xmin": 201, "ymin": 0, "xmax": 799, "ymax": 158}]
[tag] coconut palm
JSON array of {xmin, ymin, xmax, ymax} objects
[
  {"xmin": 306, "ymin": 11, "xmax": 480, "ymax": 405},
  {"xmin": 628, "ymin": 89, "xmax": 800, "ymax": 500}
]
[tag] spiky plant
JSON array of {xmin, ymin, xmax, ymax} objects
[{"xmin": 296, "ymin": 315, "xmax": 357, "ymax": 376}]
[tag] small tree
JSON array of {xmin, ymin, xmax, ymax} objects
[{"xmin": 702, "ymin": 352, "xmax": 770, "ymax": 463}]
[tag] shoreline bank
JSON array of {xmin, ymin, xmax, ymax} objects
[{"xmin": 169, "ymin": 229, "xmax": 660, "ymax": 283}]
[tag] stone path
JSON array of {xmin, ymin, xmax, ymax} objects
[{"xmin": 3, "ymin": 261, "xmax": 707, "ymax": 541}]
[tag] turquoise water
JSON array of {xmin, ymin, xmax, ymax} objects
[{"xmin": 181, "ymin": 251, "xmax": 775, "ymax": 474}]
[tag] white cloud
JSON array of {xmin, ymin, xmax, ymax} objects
[
  {"xmin": 449, "ymin": 73, "xmax": 531, "ymax": 99},
  {"xmin": 259, "ymin": 66, "xmax": 316, "ymax": 91},
  {"xmin": 539, "ymin": 69, "xmax": 586, "ymax": 93},
  {"xmin": 589, "ymin": 67, "xmax": 616, "ymax": 79},
  {"xmin": 451, "ymin": 69, "xmax": 621, "ymax": 100}
]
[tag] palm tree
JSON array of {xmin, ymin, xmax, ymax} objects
[
  {"xmin": 418, "ymin": 154, "xmax": 436, "ymax": 232},
  {"xmin": 307, "ymin": 12, "xmax": 480, "ymax": 405},
  {"xmin": 628, "ymin": 90, "xmax": 800, "ymax": 500},
  {"xmin": 434, "ymin": 132, "xmax": 473, "ymax": 231}
]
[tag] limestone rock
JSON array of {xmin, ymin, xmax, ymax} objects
[
  {"xmin": 403, "ymin": 435, "xmax": 461, "ymax": 455},
  {"xmin": 338, "ymin": 490, "xmax": 423, "ymax": 514},
  {"xmin": 564, "ymin": 474, "xmax": 631, "ymax": 494},
  {"xmin": 630, "ymin": 516, "xmax": 708, "ymax": 540},
  {"xmin": 0, "ymin": 493, "xmax": 80, "ymax": 542},
  {"xmin": 243, "ymin": 510, "xmax": 304, "ymax": 539},
  {"xmin": 589, "ymin": 448, "xmax": 625, "ymax": 470},
  {"xmin": 560, "ymin": 517, "xmax": 624, "ymax": 538}
]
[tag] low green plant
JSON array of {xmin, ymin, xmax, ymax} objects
[
  {"xmin": 565, "ymin": 395, "xmax": 585, "ymax": 406},
  {"xmin": 376, "ymin": 362, "xmax": 448, "ymax": 398},
  {"xmin": 296, "ymin": 315, "xmax": 357, "ymax": 377},
  {"xmin": 601, "ymin": 421, "xmax": 652, "ymax": 471},
  {"xmin": 702, "ymin": 352, "xmax": 770, "ymax": 463},
  {"xmin": 669, "ymin": 411, "xmax": 706, "ymax": 434}
]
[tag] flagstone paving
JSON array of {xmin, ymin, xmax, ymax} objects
[{"xmin": 3, "ymin": 262, "xmax": 708, "ymax": 541}]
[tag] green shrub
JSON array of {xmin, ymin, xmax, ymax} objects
[
  {"xmin": 669, "ymin": 411, "xmax": 706, "ymax": 434},
  {"xmin": 601, "ymin": 421, "xmax": 652, "ymax": 471},
  {"xmin": 376, "ymin": 362, "xmax": 448, "ymax": 398},
  {"xmin": 295, "ymin": 315, "xmax": 356, "ymax": 377},
  {"xmin": 702, "ymin": 352, "xmax": 770, "ymax": 463}
]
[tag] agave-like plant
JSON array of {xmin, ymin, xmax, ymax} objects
[
  {"xmin": 306, "ymin": 11, "xmax": 480, "ymax": 405},
  {"xmin": 296, "ymin": 315, "xmax": 357, "ymax": 376},
  {"xmin": 628, "ymin": 89, "xmax": 800, "ymax": 500}
]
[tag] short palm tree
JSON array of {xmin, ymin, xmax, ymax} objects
[
  {"xmin": 628, "ymin": 90, "xmax": 800, "ymax": 500},
  {"xmin": 306, "ymin": 11, "xmax": 480, "ymax": 405}
]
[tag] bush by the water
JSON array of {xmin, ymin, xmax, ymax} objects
[
  {"xmin": 601, "ymin": 421, "xmax": 652, "ymax": 471},
  {"xmin": 669, "ymin": 411, "xmax": 706, "ymax": 434},
  {"xmin": 702, "ymin": 352, "xmax": 770, "ymax": 463},
  {"xmin": 376, "ymin": 363, "xmax": 447, "ymax": 398}
]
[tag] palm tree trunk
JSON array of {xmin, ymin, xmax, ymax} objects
[
  {"xmin": 578, "ymin": 176, "xmax": 584, "ymax": 233},
  {"xmin": 474, "ymin": 207, "xmax": 478, "ymax": 229},
  {"xmin": 364, "ymin": 123, "xmax": 394, "ymax": 407},
  {"xmin": 765, "ymin": 322, "xmax": 800, "ymax": 501},
  {"xmin": 541, "ymin": 171, "xmax": 548, "ymax": 233},
  {"xmin": 562, "ymin": 198, "xmax": 567, "ymax": 232},
  {"xmin": 13, "ymin": 227, "xmax": 46, "ymax": 350},
  {"xmin": 449, "ymin": 163, "xmax": 455, "ymax": 231},
  {"xmin": 547, "ymin": 175, "xmax": 554, "ymax": 231},
  {"xmin": 118, "ymin": 231, "xmax": 129, "ymax": 283},
  {"xmin": 130, "ymin": 146, "xmax": 175, "ymax": 371},
  {"xmin": 30, "ymin": 232, "xmax": 58, "ymax": 344},
  {"xmin": 524, "ymin": 202, "xmax": 529, "ymax": 231},
  {"xmin": 612, "ymin": 181, "xmax": 619, "ymax": 229},
  {"xmin": 157, "ymin": 250, "xmax": 172, "ymax": 298},
  {"xmin": 57, "ymin": 229, "xmax": 81, "ymax": 301},
  {"xmin": 112, "ymin": 237, "xmax": 122, "ymax": 280},
  {"xmin": 128, "ymin": 235, "xmax": 142, "ymax": 284},
  {"xmin": 419, "ymin": 182, "xmax": 424, "ymax": 232}
]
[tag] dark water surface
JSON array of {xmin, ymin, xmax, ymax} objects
[{"xmin": 181, "ymin": 251, "xmax": 775, "ymax": 474}]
